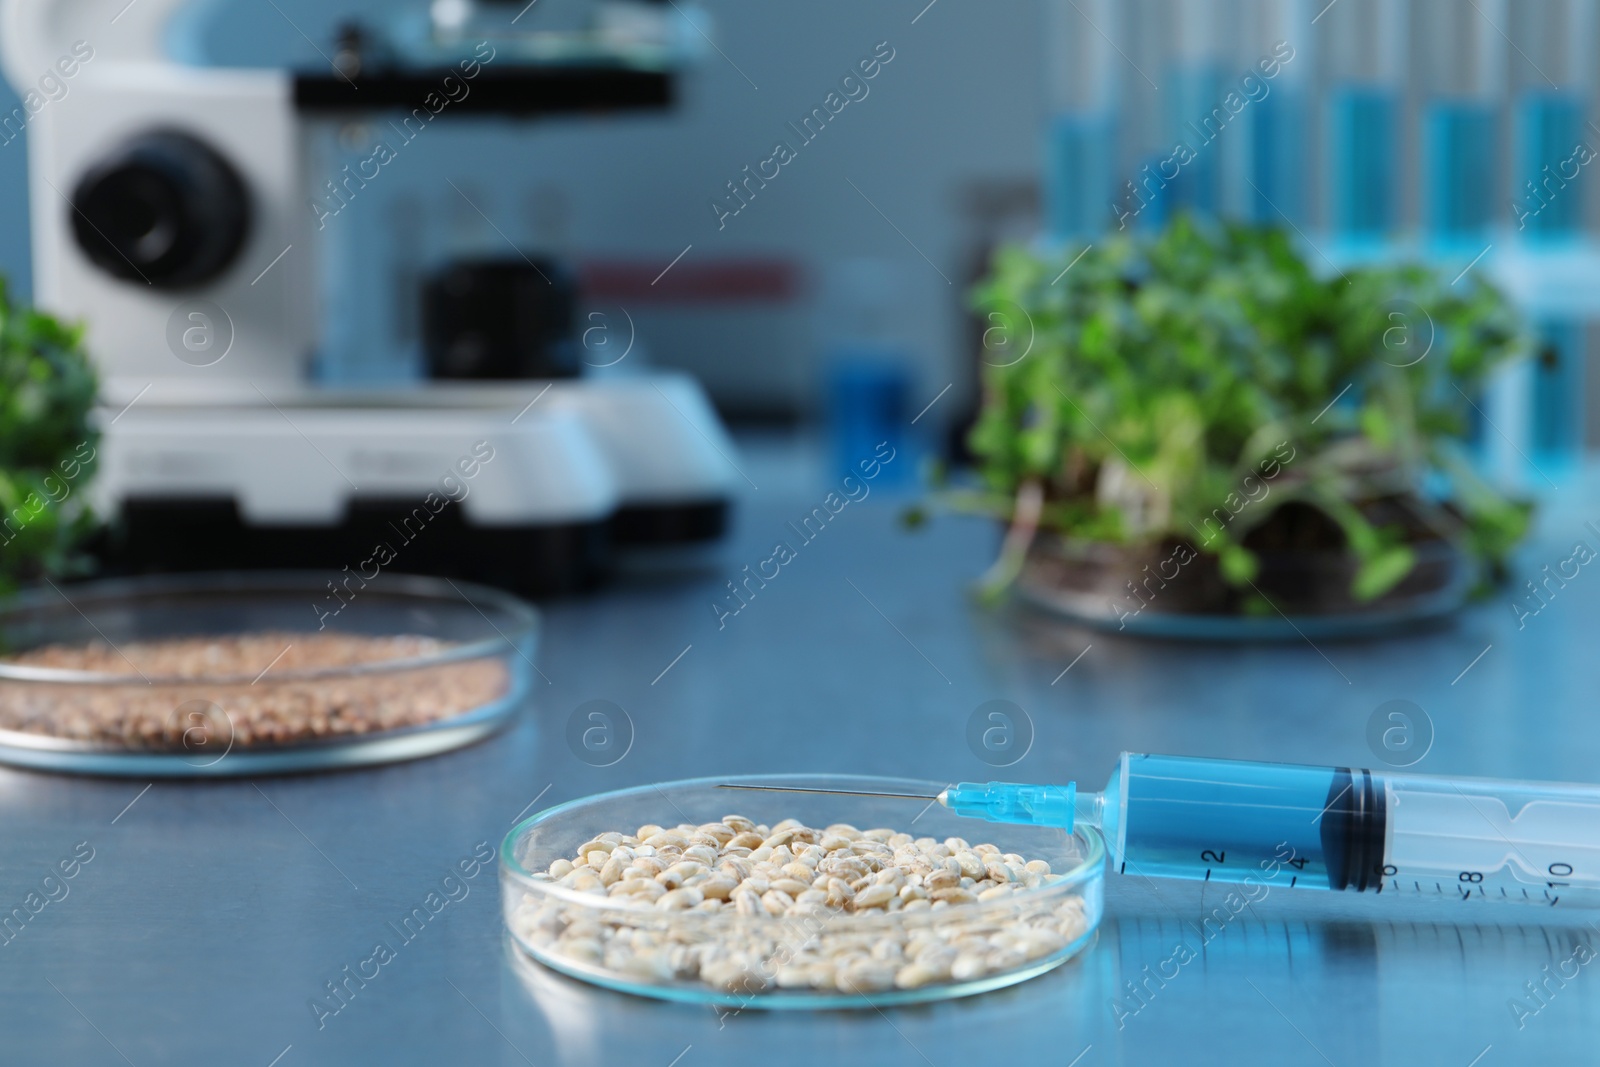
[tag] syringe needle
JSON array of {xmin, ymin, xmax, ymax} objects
[{"xmin": 715, "ymin": 784, "xmax": 942, "ymax": 801}]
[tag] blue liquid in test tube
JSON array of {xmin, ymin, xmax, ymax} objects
[
  {"xmin": 1166, "ymin": 63, "xmax": 1222, "ymax": 217},
  {"xmin": 1321, "ymin": 0, "xmax": 1404, "ymax": 239},
  {"xmin": 826, "ymin": 352, "xmax": 912, "ymax": 488},
  {"xmin": 1532, "ymin": 320, "xmax": 1585, "ymax": 460},
  {"xmin": 1521, "ymin": 95, "xmax": 1587, "ymax": 462},
  {"xmin": 1042, "ymin": 0, "xmax": 1119, "ymax": 237},
  {"xmin": 1417, "ymin": 0, "xmax": 1504, "ymax": 243},
  {"xmin": 1511, "ymin": 0, "xmax": 1593, "ymax": 466},
  {"xmin": 1515, "ymin": 93, "xmax": 1586, "ymax": 238},
  {"xmin": 1327, "ymin": 87, "xmax": 1397, "ymax": 238},
  {"xmin": 1047, "ymin": 112, "xmax": 1115, "ymax": 239},
  {"xmin": 1246, "ymin": 88, "xmax": 1306, "ymax": 226},
  {"xmin": 1424, "ymin": 101, "xmax": 1497, "ymax": 240},
  {"xmin": 1237, "ymin": 0, "xmax": 1310, "ymax": 227}
]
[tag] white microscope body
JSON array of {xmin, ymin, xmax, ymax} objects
[{"xmin": 0, "ymin": 0, "xmax": 735, "ymax": 593}]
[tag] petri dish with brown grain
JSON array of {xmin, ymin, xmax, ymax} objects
[{"xmin": 0, "ymin": 572, "xmax": 538, "ymax": 776}]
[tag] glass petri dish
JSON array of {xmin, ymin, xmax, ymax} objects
[
  {"xmin": 502, "ymin": 774, "xmax": 1104, "ymax": 1009},
  {"xmin": 0, "ymin": 572, "xmax": 537, "ymax": 776}
]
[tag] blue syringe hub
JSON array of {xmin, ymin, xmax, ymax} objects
[{"xmin": 938, "ymin": 781, "xmax": 1079, "ymax": 830}]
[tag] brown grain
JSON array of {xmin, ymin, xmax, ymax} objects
[{"xmin": 0, "ymin": 632, "xmax": 509, "ymax": 748}]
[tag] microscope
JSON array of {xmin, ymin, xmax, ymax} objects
[{"xmin": 0, "ymin": 0, "xmax": 736, "ymax": 595}]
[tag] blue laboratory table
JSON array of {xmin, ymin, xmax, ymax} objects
[{"xmin": 3, "ymin": 447, "xmax": 1598, "ymax": 1066}]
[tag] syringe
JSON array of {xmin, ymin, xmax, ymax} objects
[{"xmin": 725, "ymin": 753, "xmax": 1600, "ymax": 907}]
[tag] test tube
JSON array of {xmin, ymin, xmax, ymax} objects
[
  {"xmin": 1321, "ymin": 0, "xmax": 1405, "ymax": 238},
  {"xmin": 1232, "ymin": 0, "xmax": 1312, "ymax": 225},
  {"xmin": 1416, "ymin": 0, "xmax": 1505, "ymax": 243},
  {"xmin": 1114, "ymin": 0, "xmax": 1176, "ymax": 231},
  {"xmin": 819, "ymin": 261, "xmax": 915, "ymax": 487},
  {"xmin": 1512, "ymin": 0, "xmax": 1592, "ymax": 241},
  {"xmin": 1041, "ymin": 0, "xmax": 1119, "ymax": 237},
  {"xmin": 1511, "ymin": 1, "xmax": 1592, "ymax": 462},
  {"xmin": 1162, "ymin": 0, "xmax": 1223, "ymax": 216}
]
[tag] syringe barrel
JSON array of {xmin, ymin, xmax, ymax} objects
[
  {"xmin": 1380, "ymin": 770, "xmax": 1600, "ymax": 906},
  {"xmin": 1107, "ymin": 753, "xmax": 1361, "ymax": 892},
  {"xmin": 1108, "ymin": 754, "xmax": 1600, "ymax": 907}
]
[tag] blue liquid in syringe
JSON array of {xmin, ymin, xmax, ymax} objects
[
  {"xmin": 1109, "ymin": 753, "xmax": 1357, "ymax": 889},
  {"xmin": 946, "ymin": 754, "xmax": 1372, "ymax": 891}
]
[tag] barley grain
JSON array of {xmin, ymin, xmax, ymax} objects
[{"xmin": 514, "ymin": 812, "xmax": 1091, "ymax": 1000}]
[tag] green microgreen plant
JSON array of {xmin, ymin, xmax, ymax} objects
[
  {"xmin": 0, "ymin": 278, "xmax": 99, "ymax": 595},
  {"xmin": 961, "ymin": 215, "xmax": 1533, "ymax": 604}
]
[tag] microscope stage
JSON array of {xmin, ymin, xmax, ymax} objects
[{"xmin": 90, "ymin": 375, "xmax": 736, "ymax": 595}]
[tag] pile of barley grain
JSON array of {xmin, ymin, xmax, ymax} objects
[
  {"xmin": 512, "ymin": 815, "xmax": 1089, "ymax": 995},
  {"xmin": 0, "ymin": 632, "xmax": 509, "ymax": 747}
]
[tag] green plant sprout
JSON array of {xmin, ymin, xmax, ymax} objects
[
  {"xmin": 0, "ymin": 277, "xmax": 99, "ymax": 595},
  {"xmin": 961, "ymin": 216, "xmax": 1533, "ymax": 605}
]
